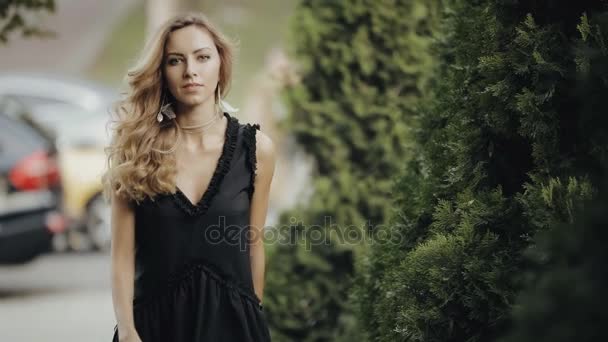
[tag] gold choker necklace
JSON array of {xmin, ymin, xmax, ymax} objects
[{"xmin": 178, "ymin": 112, "xmax": 223, "ymax": 134}]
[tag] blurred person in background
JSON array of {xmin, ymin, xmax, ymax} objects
[{"xmin": 102, "ymin": 12, "xmax": 275, "ymax": 342}]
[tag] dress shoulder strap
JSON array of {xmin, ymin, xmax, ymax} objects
[{"xmin": 242, "ymin": 122, "xmax": 261, "ymax": 200}]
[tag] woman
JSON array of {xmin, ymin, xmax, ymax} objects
[{"xmin": 102, "ymin": 12, "xmax": 275, "ymax": 342}]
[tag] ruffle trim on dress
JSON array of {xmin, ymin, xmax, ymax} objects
[
  {"xmin": 243, "ymin": 123, "xmax": 260, "ymax": 200},
  {"xmin": 132, "ymin": 259, "xmax": 264, "ymax": 312},
  {"xmin": 171, "ymin": 112, "xmax": 240, "ymax": 217}
]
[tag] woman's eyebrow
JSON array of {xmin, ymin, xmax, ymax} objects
[{"xmin": 166, "ymin": 47, "xmax": 212, "ymax": 57}]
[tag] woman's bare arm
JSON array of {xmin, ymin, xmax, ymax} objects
[
  {"xmin": 110, "ymin": 192, "xmax": 141, "ymax": 341},
  {"xmin": 249, "ymin": 130, "xmax": 277, "ymax": 304}
]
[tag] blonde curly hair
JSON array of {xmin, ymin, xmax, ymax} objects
[{"xmin": 102, "ymin": 12, "xmax": 237, "ymax": 205}]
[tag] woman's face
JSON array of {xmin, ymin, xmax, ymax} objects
[{"xmin": 163, "ymin": 25, "xmax": 221, "ymax": 108}]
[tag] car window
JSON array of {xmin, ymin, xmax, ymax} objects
[
  {"xmin": 0, "ymin": 95, "xmax": 29, "ymax": 118},
  {"xmin": 0, "ymin": 115, "xmax": 48, "ymax": 160}
]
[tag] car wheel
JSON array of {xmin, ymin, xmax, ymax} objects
[
  {"xmin": 52, "ymin": 232, "xmax": 70, "ymax": 252},
  {"xmin": 85, "ymin": 194, "xmax": 111, "ymax": 251}
]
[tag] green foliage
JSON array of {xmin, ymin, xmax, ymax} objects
[
  {"xmin": 362, "ymin": 1, "xmax": 608, "ymax": 341},
  {"xmin": 264, "ymin": 0, "xmax": 441, "ymax": 340},
  {"xmin": 263, "ymin": 210, "xmax": 359, "ymax": 342},
  {"xmin": 518, "ymin": 175, "xmax": 594, "ymax": 231},
  {"xmin": 499, "ymin": 185, "xmax": 608, "ymax": 342},
  {"xmin": 501, "ymin": 10, "xmax": 608, "ymax": 342},
  {"xmin": 374, "ymin": 188, "xmax": 522, "ymax": 341},
  {"xmin": 0, "ymin": 0, "xmax": 55, "ymax": 44}
]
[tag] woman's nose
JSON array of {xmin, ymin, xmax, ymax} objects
[{"xmin": 183, "ymin": 58, "xmax": 198, "ymax": 78}]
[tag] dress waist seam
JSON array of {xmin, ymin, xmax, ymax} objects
[{"xmin": 132, "ymin": 259, "xmax": 262, "ymax": 310}]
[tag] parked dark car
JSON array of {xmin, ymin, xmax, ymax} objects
[
  {"xmin": 0, "ymin": 112, "xmax": 67, "ymax": 264},
  {"xmin": 0, "ymin": 73, "xmax": 114, "ymax": 252}
]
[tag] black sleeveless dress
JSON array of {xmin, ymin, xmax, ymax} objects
[{"xmin": 111, "ymin": 112, "xmax": 271, "ymax": 342}]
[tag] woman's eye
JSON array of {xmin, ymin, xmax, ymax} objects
[
  {"xmin": 198, "ymin": 55, "xmax": 210, "ymax": 61},
  {"xmin": 167, "ymin": 58, "xmax": 181, "ymax": 66}
]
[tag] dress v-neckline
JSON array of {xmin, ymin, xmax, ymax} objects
[{"xmin": 171, "ymin": 111, "xmax": 239, "ymax": 217}]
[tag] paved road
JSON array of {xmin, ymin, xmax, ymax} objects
[{"xmin": 0, "ymin": 252, "xmax": 115, "ymax": 342}]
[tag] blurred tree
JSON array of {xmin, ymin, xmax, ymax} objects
[
  {"xmin": 146, "ymin": 0, "xmax": 180, "ymax": 38},
  {"xmin": 145, "ymin": 0, "xmax": 204, "ymax": 38},
  {"xmin": 262, "ymin": 0, "xmax": 441, "ymax": 341},
  {"xmin": 362, "ymin": 1, "xmax": 608, "ymax": 341},
  {"xmin": 0, "ymin": 0, "xmax": 55, "ymax": 44}
]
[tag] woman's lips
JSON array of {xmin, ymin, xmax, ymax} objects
[{"xmin": 182, "ymin": 84, "xmax": 202, "ymax": 91}]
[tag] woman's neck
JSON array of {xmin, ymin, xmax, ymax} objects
[
  {"xmin": 174, "ymin": 100, "xmax": 225, "ymax": 148},
  {"xmin": 174, "ymin": 99, "xmax": 218, "ymax": 127}
]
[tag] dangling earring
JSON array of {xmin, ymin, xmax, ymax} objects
[
  {"xmin": 216, "ymin": 84, "xmax": 239, "ymax": 113},
  {"xmin": 215, "ymin": 85, "xmax": 222, "ymax": 114},
  {"xmin": 156, "ymin": 93, "xmax": 176, "ymax": 123}
]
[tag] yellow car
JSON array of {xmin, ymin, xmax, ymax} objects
[
  {"xmin": 58, "ymin": 143, "xmax": 109, "ymax": 251},
  {"xmin": 29, "ymin": 103, "xmax": 111, "ymax": 252}
]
